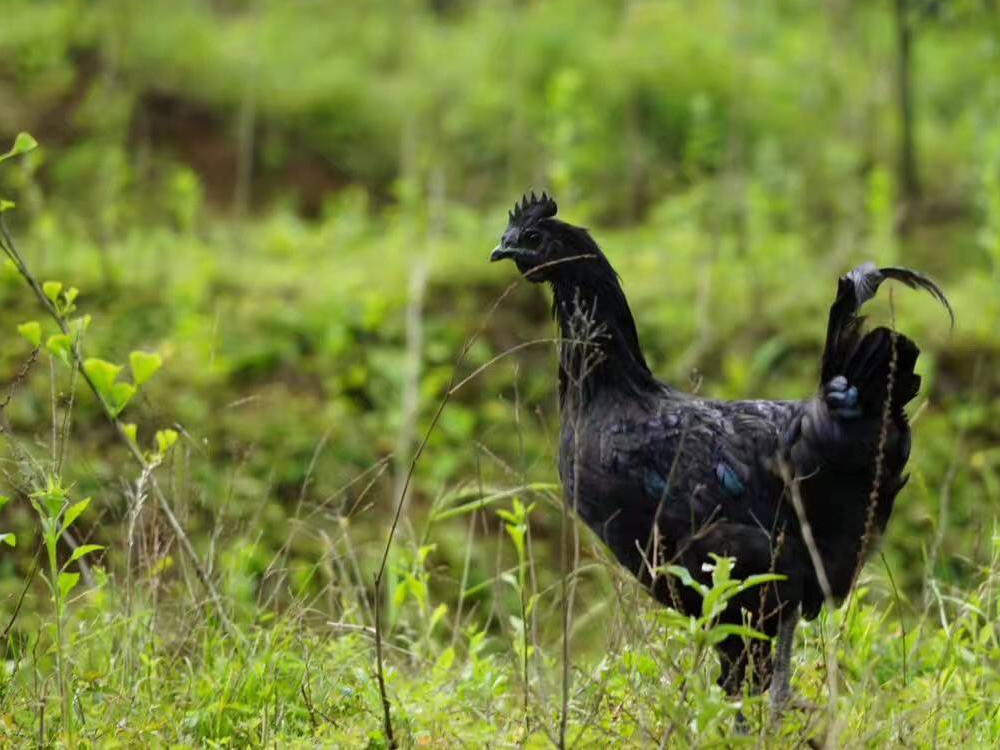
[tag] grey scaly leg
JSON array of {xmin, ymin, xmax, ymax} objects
[{"xmin": 770, "ymin": 605, "xmax": 800, "ymax": 720}]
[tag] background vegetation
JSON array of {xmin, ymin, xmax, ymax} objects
[{"xmin": 0, "ymin": 0, "xmax": 999, "ymax": 745}]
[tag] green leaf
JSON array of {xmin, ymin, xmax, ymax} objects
[
  {"xmin": 32, "ymin": 479, "xmax": 68, "ymax": 519},
  {"xmin": 0, "ymin": 532, "xmax": 15, "ymax": 548},
  {"xmin": 129, "ymin": 351, "xmax": 162, "ymax": 386},
  {"xmin": 66, "ymin": 544, "xmax": 103, "ymax": 566},
  {"xmin": 392, "ymin": 578, "xmax": 410, "ymax": 608},
  {"xmin": 433, "ymin": 646, "xmax": 455, "ymax": 672},
  {"xmin": 83, "ymin": 358, "xmax": 123, "ymax": 408},
  {"xmin": 665, "ymin": 564, "xmax": 708, "ymax": 597},
  {"xmin": 702, "ymin": 579, "xmax": 740, "ymax": 620},
  {"xmin": 706, "ymin": 623, "xmax": 771, "ymax": 645},
  {"xmin": 0, "ymin": 132, "xmax": 38, "ymax": 165},
  {"xmin": 703, "ymin": 554, "xmax": 733, "ymax": 586},
  {"xmin": 46, "ymin": 334, "xmax": 73, "ymax": 366},
  {"xmin": 736, "ymin": 573, "xmax": 787, "ymax": 593},
  {"xmin": 658, "ymin": 609, "xmax": 694, "ymax": 631},
  {"xmin": 0, "ymin": 495, "xmax": 9, "ymax": 510},
  {"xmin": 17, "ymin": 321, "xmax": 41, "ymax": 347},
  {"xmin": 122, "ymin": 422, "xmax": 138, "ymax": 445},
  {"xmin": 58, "ymin": 571, "xmax": 80, "ymax": 599},
  {"xmin": 70, "ymin": 315, "xmax": 92, "ymax": 334},
  {"xmin": 62, "ymin": 497, "xmax": 91, "ymax": 532},
  {"xmin": 109, "ymin": 382, "xmax": 136, "ymax": 416},
  {"xmin": 13, "ymin": 132, "xmax": 38, "ymax": 154},
  {"xmin": 42, "ymin": 281, "xmax": 63, "ymax": 304},
  {"xmin": 0, "ymin": 199, "xmax": 15, "ymax": 213},
  {"xmin": 429, "ymin": 603, "xmax": 448, "ymax": 632},
  {"xmin": 155, "ymin": 428, "xmax": 179, "ymax": 455}
]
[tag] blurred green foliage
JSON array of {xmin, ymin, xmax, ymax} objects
[
  {"xmin": 0, "ymin": 0, "xmax": 997, "ymax": 621},
  {"xmin": 0, "ymin": 0, "xmax": 999, "ymax": 744}
]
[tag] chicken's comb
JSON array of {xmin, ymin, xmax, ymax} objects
[{"xmin": 508, "ymin": 191, "xmax": 558, "ymax": 225}]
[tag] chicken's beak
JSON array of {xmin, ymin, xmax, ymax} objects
[{"xmin": 490, "ymin": 245, "xmax": 524, "ymax": 263}]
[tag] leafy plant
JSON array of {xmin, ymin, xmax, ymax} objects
[
  {"xmin": 665, "ymin": 555, "xmax": 785, "ymax": 642},
  {"xmin": 0, "ymin": 132, "xmax": 37, "ymax": 215},
  {"xmin": 29, "ymin": 477, "xmax": 102, "ymax": 743},
  {"xmin": 497, "ymin": 497, "xmax": 539, "ymax": 725}
]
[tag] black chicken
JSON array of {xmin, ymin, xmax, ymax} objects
[{"xmin": 490, "ymin": 192, "xmax": 951, "ymax": 712}]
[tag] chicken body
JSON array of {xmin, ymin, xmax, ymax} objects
[
  {"xmin": 491, "ymin": 192, "xmax": 951, "ymax": 699},
  {"xmin": 559, "ymin": 387, "xmax": 891, "ymax": 692}
]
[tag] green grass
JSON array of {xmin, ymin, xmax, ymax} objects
[
  {"xmin": 1, "ymin": 0, "xmax": 999, "ymax": 745},
  {"xmin": 2, "ymin": 484, "xmax": 1000, "ymax": 746}
]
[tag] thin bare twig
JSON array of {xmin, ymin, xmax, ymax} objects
[
  {"xmin": 0, "ymin": 346, "xmax": 39, "ymax": 411},
  {"xmin": 0, "ymin": 544, "xmax": 41, "ymax": 644}
]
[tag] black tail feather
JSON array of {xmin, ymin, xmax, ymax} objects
[
  {"xmin": 821, "ymin": 262, "xmax": 951, "ymax": 387},
  {"xmin": 844, "ymin": 327, "xmax": 921, "ymax": 415}
]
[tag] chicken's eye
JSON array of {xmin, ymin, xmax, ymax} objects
[{"xmin": 523, "ymin": 230, "xmax": 541, "ymax": 245}]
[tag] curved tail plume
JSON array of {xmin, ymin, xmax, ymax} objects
[{"xmin": 821, "ymin": 263, "xmax": 953, "ymax": 386}]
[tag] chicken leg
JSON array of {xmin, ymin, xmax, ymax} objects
[{"xmin": 769, "ymin": 605, "xmax": 800, "ymax": 720}]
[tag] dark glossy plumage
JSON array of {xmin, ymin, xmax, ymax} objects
[{"xmin": 490, "ymin": 193, "xmax": 952, "ymax": 698}]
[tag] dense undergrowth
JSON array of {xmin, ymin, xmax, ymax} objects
[
  {"xmin": 1, "ymin": 0, "xmax": 999, "ymax": 746},
  {"xmin": 0, "ymin": 191, "xmax": 996, "ymax": 746}
]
